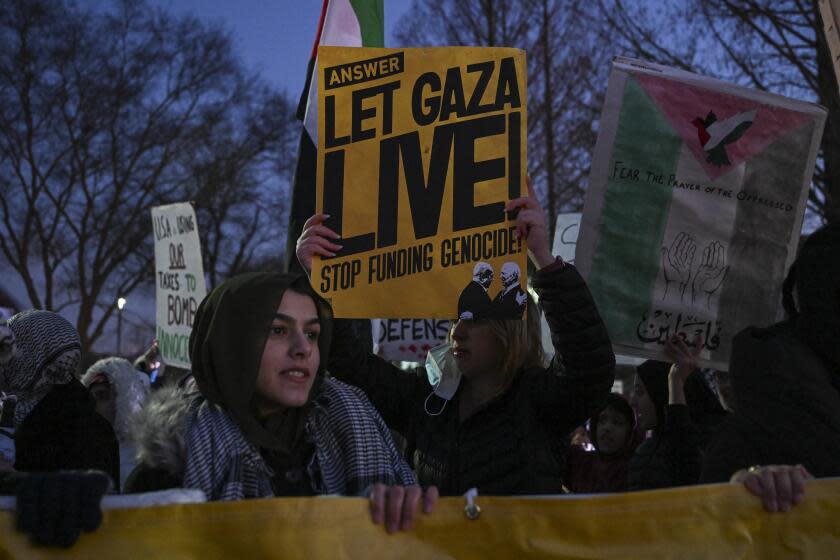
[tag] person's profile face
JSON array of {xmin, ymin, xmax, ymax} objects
[
  {"xmin": 595, "ymin": 407, "xmax": 630, "ymax": 454},
  {"xmin": 630, "ymin": 374, "xmax": 656, "ymax": 432},
  {"xmin": 500, "ymin": 267, "xmax": 517, "ymax": 287},
  {"xmin": 450, "ymin": 319, "xmax": 502, "ymax": 380},
  {"xmin": 89, "ymin": 381, "xmax": 117, "ymax": 425},
  {"xmin": 253, "ymin": 290, "xmax": 321, "ymax": 417},
  {"xmin": 714, "ymin": 370, "xmax": 735, "ymax": 412}
]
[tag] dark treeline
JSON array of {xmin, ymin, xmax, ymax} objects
[{"xmin": 0, "ymin": 0, "xmax": 298, "ymax": 357}]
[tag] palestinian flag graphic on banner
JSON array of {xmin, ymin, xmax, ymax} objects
[
  {"xmin": 285, "ymin": 0, "xmax": 384, "ymax": 272},
  {"xmin": 576, "ymin": 58, "xmax": 826, "ymax": 370}
]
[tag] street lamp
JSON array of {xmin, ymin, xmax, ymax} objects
[{"xmin": 116, "ymin": 297, "xmax": 127, "ymax": 356}]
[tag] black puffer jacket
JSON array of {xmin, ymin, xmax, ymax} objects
[
  {"xmin": 627, "ymin": 404, "xmax": 702, "ymax": 491},
  {"xmin": 627, "ymin": 361, "xmax": 727, "ymax": 491},
  {"xmin": 701, "ymin": 322, "xmax": 840, "ymax": 482},
  {"xmin": 328, "ymin": 263, "xmax": 615, "ymax": 495},
  {"xmin": 15, "ymin": 381, "xmax": 120, "ymax": 488}
]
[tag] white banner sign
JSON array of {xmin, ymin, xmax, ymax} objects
[
  {"xmin": 576, "ymin": 58, "xmax": 825, "ymax": 370},
  {"xmin": 151, "ymin": 203, "xmax": 207, "ymax": 369},
  {"xmin": 551, "ymin": 213, "xmax": 581, "ymax": 265},
  {"xmin": 371, "ymin": 319, "xmax": 451, "ymax": 362}
]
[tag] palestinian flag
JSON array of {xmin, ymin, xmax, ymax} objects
[
  {"xmin": 284, "ymin": 0, "xmax": 384, "ymax": 272},
  {"xmin": 576, "ymin": 58, "xmax": 826, "ymax": 369}
]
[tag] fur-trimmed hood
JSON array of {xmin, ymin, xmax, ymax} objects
[
  {"xmin": 129, "ymin": 378, "xmax": 418, "ymax": 496},
  {"xmin": 82, "ymin": 357, "xmax": 150, "ymax": 442},
  {"xmin": 130, "ymin": 385, "xmax": 192, "ymax": 477}
]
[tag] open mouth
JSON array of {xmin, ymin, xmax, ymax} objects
[{"xmin": 281, "ymin": 369, "xmax": 311, "ymax": 383}]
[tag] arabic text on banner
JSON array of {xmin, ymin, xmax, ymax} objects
[{"xmin": 576, "ymin": 58, "xmax": 826, "ymax": 370}]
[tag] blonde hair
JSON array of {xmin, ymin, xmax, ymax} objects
[{"xmin": 449, "ymin": 294, "xmax": 546, "ymax": 391}]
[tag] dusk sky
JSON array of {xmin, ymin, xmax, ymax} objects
[
  {"xmin": 3, "ymin": 1, "xmax": 418, "ymax": 350},
  {"xmin": 4, "ymin": 1, "xmax": 824, "ymax": 355},
  {"xmin": 151, "ymin": 0, "xmax": 415, "ymax": 97}
]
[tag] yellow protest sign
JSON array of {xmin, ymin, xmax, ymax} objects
[{"xmin": 314, "ymin": 46, "xmax": 528, "ymax": 319}]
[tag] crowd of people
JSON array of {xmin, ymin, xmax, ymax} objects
[{"xmin": 0, "ymin": 182, "xmax": 836, "ymax": 548}]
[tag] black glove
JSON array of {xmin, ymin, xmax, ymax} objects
[{"xmin": 15, "ymin": 470, "xmax": 111, "ymax": 547}]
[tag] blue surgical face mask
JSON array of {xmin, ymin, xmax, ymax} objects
[{"xmin": 424, "ymin": 342, "xmax": 462, "ymax": 416}]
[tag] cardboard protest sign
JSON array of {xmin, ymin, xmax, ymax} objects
[
  {"xmin": 576, "ymin": 57, "xmax": 826, "ymax": 370},
  {"xmin": 820, "ymin": 0, "xmax": 840, "ymax": 94},
  {"xmin": 551, "ymin": 213, "xmax": 581, "ymax": 265},
  {"xmin": 371, "ymin": 318, "xmax": 451, "ymax": 362},
  {"xmin": 313, "ymin": 46, "xmax": 528, "ymax": 319},
  {"xmin": 151, "ymin": 203, "xmax": 207, "ymax": 369}
]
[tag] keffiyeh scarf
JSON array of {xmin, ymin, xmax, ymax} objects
[
  {"xmin": 0, "ymin": 311, "xmax": 80, "ymax": 427},
  {"xmin": 182, "ymin": 377, "xmax": 417, "ymax": 500}
]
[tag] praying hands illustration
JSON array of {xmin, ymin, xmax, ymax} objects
[
  {"xmin": 661, "ymin": 232, "xmax": 696, "ymax": 303},
  {"xmin": 691, "ymin": 241, "xmax": 728, "ymax": 309}
]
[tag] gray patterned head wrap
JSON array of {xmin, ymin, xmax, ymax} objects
[{"xmin": 0, "ymin": 310, "xmax": 81, "ymax": 426}]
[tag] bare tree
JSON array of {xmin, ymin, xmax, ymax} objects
[
  {"xmin": 395, "ymin": 0, "xmax": 535, "ymax": 47},
  {"xmin": 528, "ymin": 0, "xmax": 611, "ymax": 234},
  {"xmin": 186, "ymin": 88, "xmax": 298, "ymax": 288},
  {"xmin": 597, "ymin": 0, "xmax": 839, "ymax": 224},
  {"xmin": 395, "ymin": 0, "xmax": 608, "ymax": 234},
  {"xmin": 0, "ymin": 0, "xmax": 296, "ymax": 354}
]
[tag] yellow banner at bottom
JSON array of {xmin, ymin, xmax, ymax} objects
[{"xmin": 1, "ymin": 480, "xmax": 839, "ymax": 559}]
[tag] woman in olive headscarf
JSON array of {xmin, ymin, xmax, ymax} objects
[{"xmin": 128, "ymin": 273, "xmax": 435, "ymax": 531}]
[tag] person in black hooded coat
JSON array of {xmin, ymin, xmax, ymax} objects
[
  {"xmin": 627, "ymin": 336, "xmax": 728, "ymax": 491},
  {"xmin": 2, "ymin": 311, "xmax": 119, "ymax": 484},
  {"xmin": 296, "ymin": 183, "xmax": 616, "ymax": 496},
  {"xmin": 0, "ymin": 311, "xmax": 118, "ymax": 547},
  {"xmin": 564, "ymin": 393, "xmax": 641, "ymax": 493},
  {"xmin": 701, "ymin": 223, "xmax": 840, "ymax": 483}
]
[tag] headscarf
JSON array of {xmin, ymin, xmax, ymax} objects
[
  {"xmin": 0, "ymin": 310, "xmax": 80, "ymax": 427},
  {"xmin": 636, "ymin": 360, "xmax": 725, "ymax": 432},
  {"xmin": 82, "ymin": 357, "xmax": 150, "ymax": 442},
  {"xmin": 589, "ymin": 393, "xmax": 638, "ymax": 455},
  {"xmin": 188, "ymin": 272, "xmax": 333, "ymax": 454},
  {"xmin": 636, "ymin": 360, "xmax": 670, "ymax": 430},
  {"xmin": 782, "ymin": 222, "xmax": 840, "ymax": 377}
]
